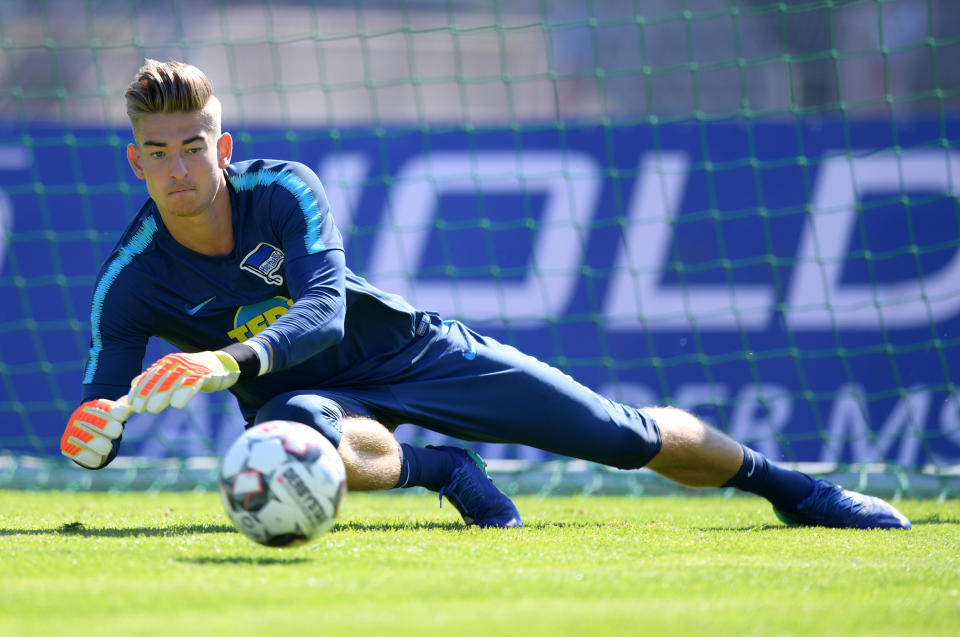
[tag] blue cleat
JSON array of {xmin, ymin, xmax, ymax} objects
[
  {"xmin": 431, "ymin": 445, "xmax": 522, "ymax": 528},
  {"xmin": 773, "ymin": 479, "xmax": 911, "ymax": 530}
]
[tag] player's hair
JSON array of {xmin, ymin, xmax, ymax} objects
[{"xmin": 124, "ymin": 59, "xmax": 221, "ymax": 134}]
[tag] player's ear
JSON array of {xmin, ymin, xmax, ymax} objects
[
  {"xmin": 217, "ymin": 132, "xmax": 233, "ymax": 169},
  {"xmin": 126, "ymin": 143, "xmax": 145, "ymax": 181}
]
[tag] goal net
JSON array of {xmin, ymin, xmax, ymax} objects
[{"xmin": 1, "ymin": 0, "xmax": 959, "ymax": 496}]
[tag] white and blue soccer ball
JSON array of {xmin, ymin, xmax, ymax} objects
[{"xmin": 218, "ymin": 420, "xmax": 347, "ymax": 547}]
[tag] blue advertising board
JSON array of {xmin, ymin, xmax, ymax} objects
[{"xmin": 1, "ymin": 118, "xmax": 959, "ymax": 467}]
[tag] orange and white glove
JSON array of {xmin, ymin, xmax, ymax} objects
[
  {"xmin": 127, "ymin": 350, "xmax": 240, "ymax": 414},
  {"xmin": 60, "ymin": 397, "xmax": 131, "ymax": 469}
]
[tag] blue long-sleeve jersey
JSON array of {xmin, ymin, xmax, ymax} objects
[
  {"xmin": 81, "ymin": 158, "xmax": 664, "ymax": 471},
  {"xmin": 81, "ymin": 159, "xmax": 421, "ymax": 422}
]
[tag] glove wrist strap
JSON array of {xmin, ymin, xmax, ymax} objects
[{"xmin": 220, "ymin": 343, "xmax": 261, "ymax": 379}]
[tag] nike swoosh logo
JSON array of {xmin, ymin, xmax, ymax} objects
[
  {"xmin": 185, "ymin": 296, "xmax": 216, "ymax": 315},
  {"xmin": 746, "ymin": 454, "xmax": 756, "ymax": 478}
]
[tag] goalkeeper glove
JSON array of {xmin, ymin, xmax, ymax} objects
[
  {"xmin": 127, "ymin": 350, "xmax": 240, "ymax": 414},
  {"xmin": 60, "ymin": 397, "xmax": 131, "ymax": 469}
]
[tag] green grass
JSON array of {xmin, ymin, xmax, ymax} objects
[{"xmin": 1, "ymin": 491, "xmax": 957, "ymax": 637}]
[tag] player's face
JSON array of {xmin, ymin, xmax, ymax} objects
[{"xmin": 126, "ymin": 111, "xmax": 232, "ymax": 219}]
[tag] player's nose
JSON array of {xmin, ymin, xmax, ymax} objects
[{"xmin": 169, "ymin": 153, "xmax": 188, "ymax": 178}]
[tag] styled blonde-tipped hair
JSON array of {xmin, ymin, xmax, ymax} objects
[{"xmin": 124, "ymin": 59, "xmax": 221, "ymax": 133}]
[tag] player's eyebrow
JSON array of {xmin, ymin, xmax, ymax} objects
[{"xmin": 141, "ymin": 135, "xmax": 205, "ymax": 148}]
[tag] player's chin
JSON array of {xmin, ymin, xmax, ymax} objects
[{"xmin": 165, "ymin": 198, "xmax": 207, "ymax": 217}]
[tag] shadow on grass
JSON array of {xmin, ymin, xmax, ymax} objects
[
  {"xmin": 4, "ymin": 519, "xmax": 611, "ymax": 537},
  {"xmin": 697, "ymin": 524, "xmax": 793, "ymax": 532},
  {"xmin": 909, "ymin": 514, "xmax": 960, "ymax": 526},
  {"xmin": 176, "ymin": 555, "xmax": 310, "ymax": 566},
  {"xmin": 334, "ymin": 520, "xmax": 467, "ymax": 532},
  {"xmin": 698, "ymin": 515, "xmax": 960, "ymax": 531},
  {"xmin": 335, "ymin": 520, "xmax": 642, "ymax": 531},
  {"xmin": 0, "ymin": 521, "xmax": 237, "ymax": 537},
  {"xmin": 523, "ymin": 520, "xmax": 634, "ymax": 530},
  {"xmin": 8, "ymin": 516, "xmax": 948, "ymax": 539}
]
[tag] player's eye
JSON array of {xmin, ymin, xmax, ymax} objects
[
  {"xmin": 150, "ymin": 151, "xmax": 165, "ymax": 159},
  {"xmin": 186, "ymin": 147, "xmax": 203, "ymax": 154}
]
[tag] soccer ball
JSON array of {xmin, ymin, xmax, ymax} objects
[{"xmin": 218, "ymin": 420, "xmax": 347, "ymax": 547}]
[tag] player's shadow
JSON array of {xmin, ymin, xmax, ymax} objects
[
  {"xmin": 696, "ymin": 524, "xmax": 791, "ymax": 532},
  {"xmin": 339, "ymin": 520, "xmax": 634, "ymax": 531},
  {"xmin": 334, "ymin": 520, "xmax": 467, "ymax": 532},
  {"xmin": 176, "ymin": 555, "xmax": 310, "ymax": 566},
  {"xmin": 524, "ymin": 521, "xmax": 617, "ymax": 530},
  {"xmin": 697, "ymin": 514, "xmax": 960, "ymax": 531},
  {"xmin": 0, "ymin": 521, "xmax": 237, "ymax": 537},
  {"xmin": 908, "ymin": 514, "xmax": 960, "ymax": 526}
]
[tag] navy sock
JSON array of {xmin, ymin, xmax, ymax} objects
[
  {"xmin": 395, "ymin": 443, "xmax": 456, "ymax": 491},
  {"xmin": 722, "ymin": 445, "xmax": 815, "ymax": 511}
]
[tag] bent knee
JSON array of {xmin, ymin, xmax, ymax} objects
[
  {"xmin": 254, "ymin": 393, "xmax": 346, "ymax": 447},
  {"xmin": 601, "ymin": 407, "xmax": 663, "ymax": 470}
]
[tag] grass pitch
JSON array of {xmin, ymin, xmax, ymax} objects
[{"xmin": 1, "ymin": 490, "xmax": 957, "ymax": 637}]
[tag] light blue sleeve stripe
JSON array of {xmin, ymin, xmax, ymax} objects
[
  {"xmin": 83, "ymin": 216, "xmax": 157, "ymax": 384},
  {"xmin": 229, "ymin": 168, "xmax": 327, "ymax": 254}
]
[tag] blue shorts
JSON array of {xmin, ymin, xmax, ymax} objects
[{"xmin": 254, "ymin": 313, "xmax": 662, "ymax": 470}]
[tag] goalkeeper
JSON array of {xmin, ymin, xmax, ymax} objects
[{"xmin": 62, "ymin": 59, "xmax": 910, "ymax": 530}]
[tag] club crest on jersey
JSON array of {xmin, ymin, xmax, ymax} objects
[{"xmin": 241, "ymin": 242, "xmax": 285, "ymax": 285}]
